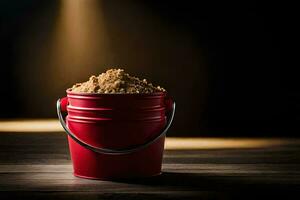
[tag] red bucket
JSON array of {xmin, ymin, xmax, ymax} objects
[{"xmin": 57, "ymin": 90, "xmax": 175, "ymax": 180}]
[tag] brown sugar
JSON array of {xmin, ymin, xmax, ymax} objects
[{"xmin": 69, "ymin": 69, "xmax": 166, "ymax": 94}]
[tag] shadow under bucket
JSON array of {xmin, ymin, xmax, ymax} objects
[{"xmin": 57, "ymin": 90, "xmax": 175, "ymax": 180}]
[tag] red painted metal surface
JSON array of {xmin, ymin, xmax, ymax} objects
[{"xmin": 60, "ymin": 90, "xmax": 173, "ymax": 180}]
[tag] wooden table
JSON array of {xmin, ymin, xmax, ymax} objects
[{"xmin": 0, "ymin": 133, "xmax": 299, "ymax": 199}]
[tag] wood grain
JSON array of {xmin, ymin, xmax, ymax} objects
[{"xmin": 0, "ymin": 133, "xmax": 299, "ymax": 199}]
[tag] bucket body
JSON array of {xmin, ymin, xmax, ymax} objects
[{"xmin": 63, "ymin": 90, "xmax": 170, "ymax": 180}]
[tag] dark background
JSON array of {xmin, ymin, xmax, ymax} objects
[{"xmin": 0, "ymin": 0, "xmax": 297, "ymax": 136}]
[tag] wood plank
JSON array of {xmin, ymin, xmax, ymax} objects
[
  {"xmin": 1, "ymin": 164, "xmax": 300, "ymax": 174},
  {"xmin": 0, "ymin": 133, "xmax": 299, "ymax": 199}
]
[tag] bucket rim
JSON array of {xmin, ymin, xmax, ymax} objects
[{"xmin": 66, "ymin": 89, "xmax": 167, "ymax": 96}]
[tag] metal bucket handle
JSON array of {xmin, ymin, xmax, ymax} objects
[{"xmin": 56, "ymin": 97, "xmax": 175, "ymax": 155}]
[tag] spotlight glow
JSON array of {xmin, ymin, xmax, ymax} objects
[{"xmin": 50, "ymin": 0, "xmax": 112, "ymax": 78}]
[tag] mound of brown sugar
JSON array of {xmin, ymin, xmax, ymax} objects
[{"xmin": 69, "ymin": 69, "xmax": 165, "ymax": 94}]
